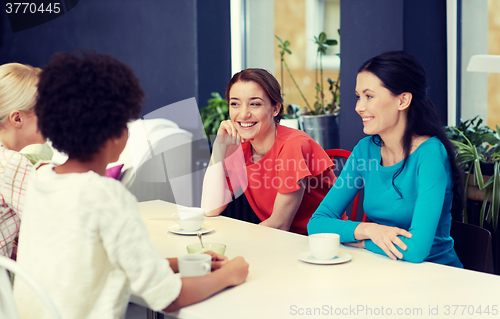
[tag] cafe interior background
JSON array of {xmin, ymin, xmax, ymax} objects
[
  {"xmin": 1, "ymin": 0, "xmax": 499, "ymax": 233},
  {"xmin": 0, "ymin": 0, "xmax": 499, "ymax": 207},
  {"xmin": 1, "ymin": 0, "xmax": 500, "ymax": 316}
]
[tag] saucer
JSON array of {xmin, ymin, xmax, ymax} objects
[
  {"xmin": 167, "ymin": 224, "xmax": 215, "ymax": 235},
  {"xmin": 298, "ymin": 251, "xmax": 352, "ymax": 265}
]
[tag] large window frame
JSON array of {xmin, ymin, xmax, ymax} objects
[
  {"xmin": 230, "ymin": 0, "xmax": 274, "ymax": 75},
  {"xmin": 447, "ymin": 0, "xmax": 459, "ymax": 126},
  {"xmin": 448, "ymin": 0, "xmax": 490, "ymax": 126}
]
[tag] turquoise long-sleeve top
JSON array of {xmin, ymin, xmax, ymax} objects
[{"xmin": 308, "ymin": 136, "xmax": 462, "ymax": 267}]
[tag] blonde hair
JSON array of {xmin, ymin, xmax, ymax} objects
[{"xmin": 0, "ymin": 63, "xmax": 41, "ymax": 125}]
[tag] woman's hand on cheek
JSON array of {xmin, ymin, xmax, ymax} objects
[{"xmin": 216, "ymin": 120, "xmax": 242, "ymax": 146}]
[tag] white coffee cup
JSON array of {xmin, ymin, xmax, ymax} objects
[
  {"xmin": 172, "ymin": 206, "xmax": 205, "ymax": 231},
  {"xmin": 178, "ymin": 254, "xmax": 211, "ymax": 277},
  {"xmin": 309, "ymin": 233, "xmax": 340, "ymax": 260}
]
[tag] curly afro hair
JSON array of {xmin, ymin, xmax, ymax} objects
[{"xmin": 35, "ymin": 50, "xmax": 143, "ymax": 161}]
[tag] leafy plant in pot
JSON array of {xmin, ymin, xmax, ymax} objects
[
  {"xmin": 445, "ymin": 116, "xmax": 500, "ymax": 229},
  {"xmin": 280, "ymin": 104, "xmax": 301, "ymax": 129},
  {"xmin": 200, "ymin": 92, "xmax": 229, "ymax": 145},
  {"xmin": 445, "ymin": 116, "xmax": 500, "ymax": 274},
  {"xmin": 276, "ymin": 31, "xmax": 340, "ymax": 149}
]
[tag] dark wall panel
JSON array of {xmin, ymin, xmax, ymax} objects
[
  {"xmin": 340, "ymin": 0, "xmax": 448, "ymax": 151},
  {"xmin": 340, "ymin": 0, "xmax": 404, "ymax": 151},
  {"xmin": 0, "ymin": 0, "xmax": 198, "ymax": 117},
  {"xmin": 196, "ymin": 0, "xmax": 232, "ymax": 109},
  {"xmin": 403, "ymin": 0, "xmax": 448, "ymax": 125}
]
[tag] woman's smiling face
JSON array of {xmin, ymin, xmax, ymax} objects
[
  {"xmin": 229, "ymin": 80, "xmax": 280, "ymax": 142},
  {"xmin": 355, "ymin": 71, "xmax": 407, "ymax": 138}
]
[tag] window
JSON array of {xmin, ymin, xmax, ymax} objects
[
  {"xmin": 305, "ymin": 0, "xmax": 341, "ymax": 70},
  {"xmin": 449, "ymin": 0, "xmax": 500, "ymax": 128},
  {"xmin": 230, "ymin": 0, "xmax": 274, "ymax": 74}
]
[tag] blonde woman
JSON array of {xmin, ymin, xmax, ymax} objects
[{"xmin": 0, "ymin": 63, "xmax": 46, "ymax": 259}]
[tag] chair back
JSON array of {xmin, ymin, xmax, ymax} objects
[
  {"xmin": 325, "ymin": 149, "xmax": 367, "ymax": 222},
  {"xmin": 450, "ymin": 221, "xmax": 495, "ymax": 274},
  {"xmin": 0, "ymin": 256, "xmax": 61, "ymax": 319},
  {"xmin": 110, "ymin": 118, "xmax": 194, "ymax": 206}
]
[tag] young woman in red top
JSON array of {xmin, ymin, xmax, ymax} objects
[{"xmin": 201, "ymin": 69, "xmax": 336, "ymax": 234}]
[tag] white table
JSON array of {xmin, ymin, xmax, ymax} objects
[{"xmin": 135, "ymin": 200, "xmax": 500, "ymax": 319}]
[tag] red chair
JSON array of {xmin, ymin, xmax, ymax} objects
[{"xmin": 325, "ymin": 149, "xmax": 368, "ymax": 222}]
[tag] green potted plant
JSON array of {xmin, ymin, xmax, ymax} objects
[
  {"xmin": 445, "ymin": 116, "xmax": 500, "ymax": 229},
  {"xmin": 276, "ymin": 31, "xmax": 340, "ymax": 149},
  {"xmin": 445, "ymin": 116, "xmax": 500, "ymax": 274},
  {"xmin": 280, "ymin": 104, "xmax": 301, "ymax": 129},
  {"xmin": 200, "ymin": 92, "xmax": 229, "ymax": 142}
]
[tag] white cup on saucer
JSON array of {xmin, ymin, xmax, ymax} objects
[
  {"xmin": 309, "ymin": 233, "xmax": 340, "ymax": 260},
  {"xmin": 178, "ymin": 254, "xmax": 211, "ymax": 277},
  {"xmin": 172, "ymin": 207, "xmax": 205, "ymax": 231}
]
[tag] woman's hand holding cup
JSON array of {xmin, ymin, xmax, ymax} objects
[
  {"xmin": 203, "ymin": 250, "xmax": 228, "ymax": 270},
  {"xmin": 217, "ymin": 256, "xmax": 249, "ymax": 286}
]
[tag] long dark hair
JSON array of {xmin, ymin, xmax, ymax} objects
[{"xmin": 358, "ymin": 51, "xmax": 463, "ymax": 220}]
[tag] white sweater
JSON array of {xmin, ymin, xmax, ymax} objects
[{"xmin": 13, "ymin": 164, "xmax": 181, "ymax": 319}]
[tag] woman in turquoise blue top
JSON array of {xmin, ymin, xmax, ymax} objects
[{"xmin": 308, "ymin": 51, "xmax": 463, "ymax": 267}]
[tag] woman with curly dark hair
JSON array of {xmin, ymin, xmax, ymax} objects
[
  {"xmin": 14, "ymin": 51, "xmax": 248, "ymax": 318},
  {"xmin": 309, "ymin": 51, "xmax": 463, "ymax": 267}
]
